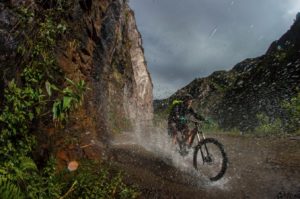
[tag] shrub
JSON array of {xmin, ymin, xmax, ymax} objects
[
  {"xmin": 282, "ymin": 92, "xmax": 300, "ymax": 133},
  {"xmin": 255, "ymin": 113, "xmax": 283, "ymax": 135},
  {"xmin": 62, "ymin": 161, "xmax": 140, "ymax": 199}
]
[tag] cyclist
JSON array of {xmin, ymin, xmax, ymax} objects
[{"xmin": 168, "ymin": 94, "xmax": 206, "ymax": 147}]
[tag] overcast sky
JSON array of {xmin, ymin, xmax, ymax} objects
[{"xmin": 129, "ymin": 0, "xmax": 300, "ymax": 99}]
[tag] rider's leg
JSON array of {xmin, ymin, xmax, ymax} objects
[
  {"xmin": 169, "ymin": 122, "xmax": 177, "ymax": 144},
  {"xmin": 181, "ymin": 125, "xmax": 190, "ymax": 143},
  {"xmin": 188, "ymin": 128, "xmax": 197, "ymax": 147},
  {"xmin": 173, "ymin": 133, "xmax": 177, "ymax": 144}
]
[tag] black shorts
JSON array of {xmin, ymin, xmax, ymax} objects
[{"xmin": 168, "ymin": 121, "xmax": 188, "ymax": 136}]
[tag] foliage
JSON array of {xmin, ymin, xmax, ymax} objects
[
  {"xmin": 254, "ymin": 113, "xmax": 283, "ymax": 135},
  {"xmin": 0, "ymin": 156, "xmax": 64, "ymax": 199},
  {"xmin": 23, "ymin": 157, "xmax": 66, "ymax": 199},
  {"xmin": 65, "ymin": 161, "xmax": 140, "ymax": 199},
  {"xmin": 282, "ymin": 92, "xmax": 300, "ymax": 132},
  {"xmin": 0, "ymin": 80, "xmax": 39, "ymax": 160},
  {"xmin": 46, "ymin": 78, "xmax": 87, "ymax": 124},
  {"xmin": 201, "ymin": 118, "xmax": 219, "ymax": 133},
  {"xmin": 0, "ymin": 157, "xmax": 140, "ymax": 199},
  {"xmin": 0, "ymin": 178, "xmax": 24, "ymax": 199},
  {"xmin": 0, "ymin": 1, "xmax": 85, "ymax": 198},
  {"xmin": 274, "ymin": 51, "xmax": 287, "ymax": 62}
]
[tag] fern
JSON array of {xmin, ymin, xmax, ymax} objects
[
  {"xmin": 15, "ymin": 157, "xmax": 38, "ymax": 181},
  {"xmin": 0, "ymin": 178, "xmax": 24, "ymax": 199}
]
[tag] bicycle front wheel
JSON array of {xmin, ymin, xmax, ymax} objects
[{"xmin": 193, "ymin": 138, "xmax": 228, "ymax": 181}]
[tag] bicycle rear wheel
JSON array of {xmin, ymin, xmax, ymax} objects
[{"xmin": 193, "ymin": 138, "xmax": 228, "ymax": 181}]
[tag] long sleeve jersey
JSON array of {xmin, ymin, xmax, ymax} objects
[{"xmin": 168, "ymin": 102, "xmax": 205, "ymax": 123}]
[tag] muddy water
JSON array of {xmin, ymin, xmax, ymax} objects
[{"xmin": 108, "ymin": 128, "xmax": 300, "ymax": 199}]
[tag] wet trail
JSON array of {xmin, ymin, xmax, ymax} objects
[{"xmin": 107, "ymin": 128, "xmax": 300, "ymax": 198}]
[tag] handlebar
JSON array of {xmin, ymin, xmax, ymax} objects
[{"xmin": 188, "ymin": 118, "xmax": 203, "ymax": 124}]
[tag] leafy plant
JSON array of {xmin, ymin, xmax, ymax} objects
[
  {"xmin": 65, "ymin": 161, "xmax": 140, "ymax": 199},
  {"xmin": 201, "ymin": 118, "xmax": 219, "ymax": 133},
  {"xmin": 24, "ymin": 157, "xmax": 66, "ymax": 199},
  {"xmin": 0, "ymin": 1, "xmax": 85, "ymax": 197},
  {"xmin": 255, "ymin": 113, "xmax": 282, "ymax": 135},
  {"xmin": 0, "ymin": 80, "xmax": 39, "ymax": 161},
  {"xmin": 282, "ymin": 92, "xmax": 300, "ymax": 133},
  {"xmin": 46, "ymin": 78, "xmax": 87, "ymax": 124},
  {"xmin": 0, "ymin": 178, "xmax": 24, "ymax": 199},
  {"xmin": 274, "ymin": 51, "xmax": 287, "ymax": 62}
]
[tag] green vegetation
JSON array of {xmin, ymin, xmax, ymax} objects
[
  {"xmin": 274, "ymin": 51, "xmax": 287, "ymax": 62},
  {"xmin": 65, "ymin": 161, "xmax": 139, "ymax": 199},
  {"xmin": 254, "ymin": 92, "xmax": 300, "ymax": 136},
  {"xmin": 0, "ymin": 1, "xmax": 139, "ymax": 198},
  {"xmin": 0, "ymin": 158, "xmax": 140, "ymax": 199},
  {"xmin": 254, "ymin": 113, "xmax": 282, "ymax": 135},
  {"xmin": 46, "ymin": 78, "xmax": 87, "ymax": 124},
  {"xmin": 0, "ymin": 179, "xmax": 24, "ymax": 199},
  {"xmin": 201, "ymin": 118, "xmax": 219, "ymax": 133},
  {"xmin": 201, "ymin": 119, "xmax": 241, "ymax": 136},
  {"xmin": 282, "ymin": 92, "xmax": 300, "ymax": 134}
]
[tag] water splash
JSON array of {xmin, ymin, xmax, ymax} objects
[{"xmin": 111, "ymin": 123, "xmax": 230, "ymax": 190}]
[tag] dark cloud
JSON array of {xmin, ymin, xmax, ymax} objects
[{"xmin": 129, "ymin": 0, "xmax": 300, "ymax": 99}]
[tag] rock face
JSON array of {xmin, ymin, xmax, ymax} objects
[
  {"xmin": 156, "ymin": 16, "xmax": 300, "ymax": 131},
  {"xmin": 124, "ymin": 10, "xmax": 153, "ymax": 124},
  {"xmin": 0, "ymin": 0, "xmax": 153, "ymax": 161},
  {"xmin": 73, "ymin": 0, "xmax": 153, "ymax": 133}
]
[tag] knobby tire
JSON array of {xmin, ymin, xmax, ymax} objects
[{"xmin": 193, "ymin": 138, "xmax": 228, "ymax": 181}]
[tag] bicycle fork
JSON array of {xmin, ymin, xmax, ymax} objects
[{"xmin": 197, "ymin": 131, "xmax": 212, "ymax": 164}]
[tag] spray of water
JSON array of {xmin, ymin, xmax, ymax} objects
[{"xmin": 111, "ymin": 121, "xmax": 230, "ymax": 190}]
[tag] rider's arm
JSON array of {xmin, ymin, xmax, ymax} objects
[{"xmin": 189, "ymin": 108, "xmax": 205, "ymax": 121}]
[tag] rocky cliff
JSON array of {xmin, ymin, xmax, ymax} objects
[
  {"xmin": 155, "ymin": 16, "xmax": 300, "ymax": 132},
  {"xmin": 0, "ymin": 0, "xmax": 153, "ymax": 163}
]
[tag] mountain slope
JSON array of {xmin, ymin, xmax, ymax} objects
[{"xmin": 156, "ymin": 16, "xmax": 300, "ymax": 132}]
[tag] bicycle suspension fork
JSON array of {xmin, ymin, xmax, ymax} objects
[{"xmin": 197, "ymin": 126, "xmax": 211, "ymax": 164}]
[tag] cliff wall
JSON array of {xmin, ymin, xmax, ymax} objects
[{"xmin": 0, "ymin": 0, "xmax": 153, "ymax": 163}]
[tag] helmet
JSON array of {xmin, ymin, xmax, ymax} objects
[{"xmin": 182, "ymin": 93, "xmax": 193, "ymax": 102}]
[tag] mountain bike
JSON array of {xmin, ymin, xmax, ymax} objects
[{"xmin": 175, "ymin": 119, "xmax": 228, "ymax": 181}]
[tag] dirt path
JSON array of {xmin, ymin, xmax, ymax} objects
[{"xmin": 107, "ymin": 130, "xmax": 300, "ymax": 199}]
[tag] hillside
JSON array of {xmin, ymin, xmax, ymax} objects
[{"xmin": 155, "ymin": 15, "xmax": 300, "ymax": 132}]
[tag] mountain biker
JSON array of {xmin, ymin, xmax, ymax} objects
[{"xmin": 168, "ymin": 94, "xmax": 205, "ymax": 147}]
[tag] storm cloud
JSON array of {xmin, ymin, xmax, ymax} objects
[{"xmin": 129, "ymin": 0, "xmax": 300, "ymax": 99}]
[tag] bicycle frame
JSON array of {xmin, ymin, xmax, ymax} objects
[{"xmin": 191, "ymin": 120, "xmax": 205, "ymax": 144}]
